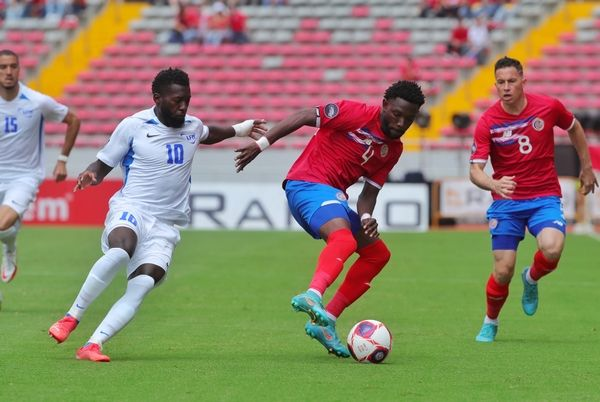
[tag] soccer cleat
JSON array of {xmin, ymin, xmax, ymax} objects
[
  {"xmin": 1, "ymin": 247, "xmax": 17, "ymax": 283},
  {"xmin": 48, "ymin": 315, "xmax": 79, "ymax": 343},
  {"xmin": 305, "ymin": 320, "xmax": 351, "ymax": 358},
  {"xmin": 475, "ymin": 322, "xmax": 498, "ymax": 342},
  {"xmin": 291, "ymin": 291, "xmax": 330, "ymax": 327},
  {"xmin": 76, "ymin": 343, "xmax": 110, "ymax": 362},
  {"xmin": 521, "ymin": 267, "xmax": 538, "ymax": 316}
]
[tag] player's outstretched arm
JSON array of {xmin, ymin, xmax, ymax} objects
[
  {"xmin": 235, "ymin": 108, "xmax": 317, "ymax": 172},
  {"xmin": 202, "ymin": 119, "xmax": 267, "ymax": 145},
  {"xmin": 357, "ymin": 181, "xmax": 380, "ymax": 238},
  {"xmin": 470, "ymin": 162, "xmax": 516, "ymax": 199},
  {"xmin": 53, "ymin": 110, "xmax": 81, "ymax": 182},
  {"xmin": 567, "ymin": 119, "xmax": 598, "ymax": 195},
  {"xmin": 74, "ymin": 160, "xmax": 113, "ymax": 192}
]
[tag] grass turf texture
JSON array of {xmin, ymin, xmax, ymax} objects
[{"xmin": 1, "ymin": 227, "xmax": 599, "ymax": 401}]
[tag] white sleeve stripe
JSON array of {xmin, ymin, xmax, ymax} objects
[
  {"xmin": 470, "ymin": 159, "xmax": 487, "ymax": 164},
  {"xmin": 567, "ymin": 117, "xmax": 575, "ymax": 131},
  {"xmin": 364, "ymin": 178, "xmax": 382, "ymax": 189}
]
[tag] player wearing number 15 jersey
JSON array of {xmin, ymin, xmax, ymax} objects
[
  {"xmin": 235, "ymin": 81, "xmax": 425, "ymax": 357},
  {"xmin": 0, "ymin": 49, "xmax": 80, "ymax": 284},
  {"xmin": 49, "ymin": 68, "xmax": 266, "ymax": 362},
  {"xmin": 470, "ymin": 57, "xmax": 598, "ymax": 343}
]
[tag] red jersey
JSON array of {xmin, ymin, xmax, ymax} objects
[
  {"xmin": 286, "ymin": 100, "xmax": 403, "ymax": 193},
  {"xmin": 470, "ymin": 93, "xmax": 574, "ymax": 200}
]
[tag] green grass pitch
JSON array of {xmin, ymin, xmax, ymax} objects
[{"xmin": 0, "ymin": 227, "xmax": 599, "ymax": 401}]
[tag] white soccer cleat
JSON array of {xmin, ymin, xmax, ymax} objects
[{"xmin": 1, "ymin": 247, "xmax": 17, "ymax": 283}]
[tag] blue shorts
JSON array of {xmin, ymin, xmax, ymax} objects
[
  {"xmin": 487, "ymin": 196, "xmax": 566, "ymax": 250},
  {"xmin": 284, "ymin": 180, "xmax": 361, "ymax": 239}
]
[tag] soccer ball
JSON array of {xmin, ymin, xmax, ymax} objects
[{"xmin": 347, "ymin": 319, "xmax": 392, "ymax": 364}]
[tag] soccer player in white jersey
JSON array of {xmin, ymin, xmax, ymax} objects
[
  {"xmin": 48, "ymin": 68, "xmax": 265, "ymax": 362},
  {"xmin": 0, "ymin": 49, "xmax": 80, "ymax": 283}
]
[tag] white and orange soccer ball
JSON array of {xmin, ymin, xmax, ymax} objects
[{"xmin": 347, "ymin": 319, "xmax": 392, "ymax": 364}]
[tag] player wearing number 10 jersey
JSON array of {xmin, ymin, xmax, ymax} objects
[
  {"xmin": 235, "ymin": 81, "xmax": 425, "ymax": 357},
  {"xmin": 49, "ymin": 68, "xmax": 266, "ymax": 362},
  {"xmin": 470, "ymin": 57, "xmax": 598, "ymax": 343}
]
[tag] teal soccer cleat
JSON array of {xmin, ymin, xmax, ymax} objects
[
  {"xmin": 290, "ymin": 290, "xmax": 329, "ymax": 326},
  {"xmin": 521, "ymin": 267, "xmax": 538, "ymax": 316},
  {"xmin": 305, "ymin": 320, "xmax": 350, "ymax": 358},
  {"xmin": 475, "ymin": 322, "xmax": 498, "ymax": 342}
]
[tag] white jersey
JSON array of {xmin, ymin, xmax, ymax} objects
[
  {"xmin": 0, "ymin": 82, "xmax": 68, "ymax": 180},
  {"xmin": 97, "ymin": 108, "xmax": 209, "ymax": 225}
]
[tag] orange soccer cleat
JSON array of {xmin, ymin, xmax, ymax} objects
[
  {"xmin": 48, "ymin": 315, "xmax": 79, "ymax": 343},
  {"xmin": 76, "ymin": 343, "xmax": 110, "ymax": 362}
]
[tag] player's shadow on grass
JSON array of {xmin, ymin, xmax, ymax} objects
[{"xmin": 484, "ymin": 337, "xmax": 597, "ymax": 345}]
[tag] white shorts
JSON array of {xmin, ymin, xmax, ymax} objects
[
  {"xmin": 0, "ymin": 175, "xmax": 42, "ymax": 217},
  {"xmin": 101, "ymin": 202, "xmax": 181, "ymax": 277}
]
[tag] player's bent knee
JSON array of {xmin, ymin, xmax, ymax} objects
[
  {"xmin": 129, "ymin": 264, "xmax": 165, "ymax": 284},
  {"xmin": 494, "ymin": 271, "xmax": 512, "ymax": 285},
  {"xmin": 538, "ymin": 239, "xmax": 564, "ymax": 260}
]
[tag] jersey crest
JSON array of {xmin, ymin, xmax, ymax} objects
[
  {"xmin": 179, "ymin": 131, "xmax": 198, "ymax": 144},
  {"xmin": 380, "ymin": 144, "xmax": 389, "ymax": 157},
  {"xmin": 532, "ymin": 117, "xmax": 544, "ymax": 131}
]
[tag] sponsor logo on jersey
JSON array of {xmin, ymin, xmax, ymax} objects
[
  {"xmin": 324, "ymin": 103, "xmax": 339, "ymax": 119},
  {"xmin": 532, "ymin": 117, "xmax": 544, "ymax": 131},
  {"xmin": 180, "ymin": 131, "xmax": 197, "ymax": 143},
  {"xmin": 380, "ymin": 144, "xmax": 388, "ymax": 157},
  {"xmin": 489, "ymin": 218, "xmax": 498, "ymax": 229},
  {"xmin": 146, "ymin": 132, "xmax": 159, "ymax": 138},
  {"xmin": 502, "ymin": 130, "xmax": 512, "ymax": 137}
]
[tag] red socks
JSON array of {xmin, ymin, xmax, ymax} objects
[
  {"xmin": 308, "ymin": 229, "xmax": 357, "ymax": 295},
  {"xmin": 529, "ymin": 250, "xmax": 558, "ymax": 281},
  {"xmin": 326, "ymin": 240, "xmax": 391, "ymax": 318},
  {"xmin": 485, "ymin": 274, "xmax": 509, "ymax": 319}
]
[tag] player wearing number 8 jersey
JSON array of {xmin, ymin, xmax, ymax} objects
[
  {"xmin": 48, "ymin": 68, "xmax": 266, "ymax": 361},
  {"xmin": 470, "ymin": 57, "xmax": 598, "ymax": 342},
  {"xmin": 235, "ymin": 81, "xmax": 425, "ymax": 357}
]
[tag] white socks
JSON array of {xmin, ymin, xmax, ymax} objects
[
  {"xmin": 525, "ymin": 269, "xmax": 537, "ymax": 285},
  {"xmin": 89, "ymin": 274, "xmax": 155, "ymax": 345},
  {"xmin": 67, "ymin": 248, "xmax": 130, "ymax": 320},
  {"xmin": 308, "ymin": 288, "xmax": 322, "ymax": 299},
  {"xmin": 484, "ymin": 316, "xmax": 498, "ymax": 326},
  {"xmin": 0, "ymin": 221, "xmax": 20, "ymax": 252}
]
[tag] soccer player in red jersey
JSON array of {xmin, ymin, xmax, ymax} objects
[
  {"xmin": 235, "ymin": 81, "xmax": 425, "ymax": 357},
  {"xmin": 470, "ymin": 57, "xmax": 598, "ymax": 342}
]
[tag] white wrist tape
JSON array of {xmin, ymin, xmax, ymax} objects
[
  {"xmin": 256, "ymin": 136, "xmax": 270, "ymax": 151},
  {"xmin": 57, "ymin": 154, "xmax": 69, "ymax": 162},
  {"xmin": 360, "ymin": 213, "xmax": 372, "ymax": 221},
  {"xmin": 232, "ymin": 120, "xmax": 254, "ymax": 137}
]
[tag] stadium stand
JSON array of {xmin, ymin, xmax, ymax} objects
[
  {"xmin": 38, "ymin": 0, "xmax": 590, "ymax": 151},
  {"xmin": 432, "ymin": 1, "xmax": 600, "ymax": 150},
  {"xmin": 43, "ymin": 0, "xmax": 486, "ymax": 148},
  {"xmin": 0, "ymin": 0, "xmax": 105, "ymax": 81}
]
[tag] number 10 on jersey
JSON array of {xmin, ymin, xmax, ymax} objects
[{"xmin": 166, "ymin": 144, "xmax": 184, "ymax": 164}]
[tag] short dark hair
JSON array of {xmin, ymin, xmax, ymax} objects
[
  {"xmin": 0, "ymin": 49, "xmax": 19, "ymax": 63},
  {"xmin": 494, "ymin": 56, "xmax": 523, "ymax": 75},
  {"xmin": 151, "ymin": 68, "xmax": 189, "ymax": 94},
  {"xmin": 384, "ymin": 80, "xmax": 425, "ymax": 107}
]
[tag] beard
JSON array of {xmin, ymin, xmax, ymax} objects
[{"xmin": 159, "ymin": 107, "xmax": 186, "ymax": 128}]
